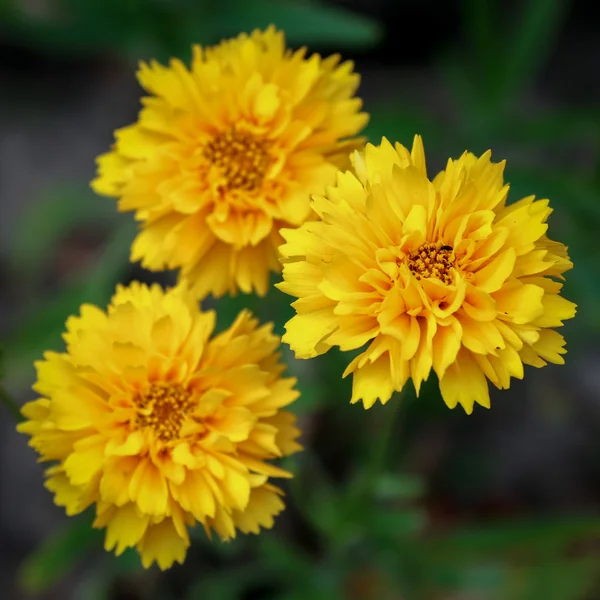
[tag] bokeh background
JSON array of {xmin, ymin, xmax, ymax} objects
[{"xmin": 1, "ymin": 0, "xmax": 600, "ymax": 598}]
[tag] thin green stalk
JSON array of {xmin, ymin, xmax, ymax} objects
[
  {"xmin": 496, "ymin": 0, "xmax": 568, "ymax": 108},
  {"xmin": 461, "ymin": 0, "xmax": 496, "ymax": 80},
  {"xmin": 365, "ymin": 394, "xmax": 404, "ymax": 495},
  {"xmin": 0, "ymin": 384, "xmax": 23, "ymax": 422},
  {"xmin": 350, "ymin": 393, "xmax": 405, "ymax": 513}
]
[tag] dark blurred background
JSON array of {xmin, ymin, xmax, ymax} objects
[{"xmin": 1, "ymin": 1, "xmax": 600, "ymax": 599}]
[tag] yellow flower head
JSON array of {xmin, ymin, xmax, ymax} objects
[
  {"xmin": 18, "ymin": 283, "xmax": 301, "ymax": 569},
  {"xmin": 278, "ymin": 137, "xmax": 576, "ymax": 413},
  {"xmin": 92, "ymin": 26, "xmax": 368, "ymax": 299}
]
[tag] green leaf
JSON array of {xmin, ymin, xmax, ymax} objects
[
  {"xmin": 421, "ymin": 515, "xmax": 600, "ymax": 563},
  {"xmin": 292, "ymin": 378, "xmax": 329, "ymax": 414},
  {"xmin": 18, "ymin": 514, "xmax": 103, "ymax": 594},
  {"xmin": 460, "ymin": 0, "xmax": 497, "ymax": 86},
  {"xmin": 187, "ymin": 578, "xmax": 242, "ymax": 600},
  {"xmin": 364, "ymin": 104, "xmax": 444, "ymax": 149},
  {"xmin": 211, "ymin": 0, "xmax": 382, "ymax": 48},
  {"xmin": 112, "ymin": 547, "xmax": 144, "ymax": 574},
  {"xmin": 257, "ymin": 536, "xmax": 313, "ymax": 580},
  {"xmin": 9, "ymin": 186, "xmax": 117, "ymax": 276},
  {"xmin": 496, "ymin": 0, "xmax": 569, "ymax": 107},
  {"xmin": 373, "ymin": 473, "xmax": 425, "ymax": 502},
  {"xmin": 0, "ymin": 0, "xmax": 173, "ymax": 59},
  {"xmin": 288, "ymin": 451, "xmax": 341, "ymax": 538},
  {"xmin": 426, "ymin": 561, "xmax": 509, "ymax": 597},
  {"xmin": 3, "ymin": 222, "xmax": 135, "ymax": 389},
  {"xmin": 2, "ymin": 0, "xmax": 380, "ymax": 60},
  {"xmin": 506, "ymin": 559, "xmax": 597, "ymax": 600},
  {"xmin": 5, "ymin": 279, "xmax": 93, "ymax": 386},
  {"xmin": 509, "ymin": 109, "xmax": 600, "ymax": 145},
  {"xmin": 366, "ymin": 507, "xmax": 426, "ymax": 542}
]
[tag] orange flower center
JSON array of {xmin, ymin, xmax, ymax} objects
[
  {"xmin": 134, "ymin": 383, "xmax": 193, "ymax": 441},
  {"xmin": 407, "ymin": 242, "xmax": 455, "ymax": 285},
  {"xmin": 203, "ymin": 128, "xmax": 271, "ymax": 192}
]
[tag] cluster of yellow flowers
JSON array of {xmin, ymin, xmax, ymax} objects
[{"xmin": 18, "ymin": 27, "xmax": 576, "ymax": 569}]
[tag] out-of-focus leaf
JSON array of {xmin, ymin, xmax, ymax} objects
[
  {"xmin": 293, "ymin": 380, "xmax": 328, "ymax": 414},
  {"xmin": 2, "ymin": 0, "xmax": 380, "ymax": 60},
  {"xmin": 366, "ymin": 507, "xmax": 426, "ymax": 542},
  {"xmin": 459, "ymin": 0, "xmax": 498, "ymax": 102},
  {"xmin": 82, "ymin": 220, "xmax": 138, "ymax": 299},
  {"xmin": 511, "ymin": 110, "xmax": 600, "ymax": 145},
  {"xmin": 113, "ymin": 548, "xmax": 143, "ymax": 574},
  {"xmin": 211, "ymin": 0, "xmax": 382, "ymax": 48},
  {"xmin": 69, "ymin": 571, "xmax": 112, "ymax": 600},
  {"xmin": 426, "ymin": 561, "xmax": 508, "ymax": 596},
  {"xmin": 5, "ymin": 279, "xmax": 93, "ymax": 385},
  {"xmin": 0, "ymin": 0, "xmax": 169, "ymax": 58},
  {"xmin": 495, "ymin": 0, "xmax": 569, "ymax": 107},
  {"xmin": 364, "ymin": 104, "xmax": 444, "ymax": 150},
  {"xmin": 257, "ymin": 536, "xmax": 313, "ymax": 580},
  {"xmin": 187, "ymin": 577, "xmax": 242, "ymax": 600},
  {"xmin": 374, "ymin": 473, "xmax": 425, "ymax": 502},
  {"xmin": 9, "ymin": 186, "xmax": 117, "ymax": 275},
  {"xmin": 421, "ymin": 515, "xmax": 600, "ymax": 563},
  {"xmin": 4, "ymin": 222, "xmax": 134, "ymax": 388},
  {"xmin": 18, "ymin": 514, "xmax": 103, "ymax": 594},
  {"xmin": 506, "ymin": 559, "xmax": 597, "ymax": 600},
  {"xmin": 427, "ymin": 555, "xmax": 598, "ymax": 599},
  {"xmin": 289, "ymin": 451, "xmax": 342, "ymax": 539}
]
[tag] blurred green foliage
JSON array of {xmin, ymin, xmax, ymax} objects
[
  {"xmin": 2, "ymin": 0, "xmax": 600, "ymax": 598},
  {"xmin": 0, "ymin": 0, "xmax": 381, "ymax": 61}
]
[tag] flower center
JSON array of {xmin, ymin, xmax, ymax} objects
[
  {"xmin": 407, "ymin": 242, "xmax": 455, "ymax": 285},
  {"xmin": 203, "ymin": 128, "xmax": 271, "ymax": 192},
  {"xmin": 134, "ymin": 383, "xmax": 193, "ymax": 441}
]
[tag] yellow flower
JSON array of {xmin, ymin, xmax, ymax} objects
[
  {"xmin": 18, "ymin": 283, "xmax": 301, "ymax": 569},
  {"xmin": 92, "ymin": 26, "xmax": 368, "ymax": 299},
  {"xmin": 278, "ymin": 137, "xmax": 576, "ymax": 413}
]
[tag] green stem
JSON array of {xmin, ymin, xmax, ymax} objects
[
  {"xmin": 366, "ymin": 394, "xmax": 404, "ymax": 495},
  {"xmin": 0, "ymin": 384, "xmax": 23, "ymax": 422},
  {"xmin": 350, "ymin": 393, "xmax": 405, "ymax": 513},
  {"xmin": 461, "ymin": 0, "xmax": 495, "ymax": 80}
]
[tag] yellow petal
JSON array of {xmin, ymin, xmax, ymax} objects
[
  {"xmin": 439, "ymin": 350, "xmax": 491, "ymax": 414},
  {"xmin": 100, "ymin": 456, "xmax": 138, "ymax": 506},
  {"xmin": 171, "ymin": 469, "xmax": 216, "ymax": 520},
  {"xmin": 471, "ymin": 248, "xmax": 516, "ymax": 293},
  {"xmin": 530, "ymin": 329, "xmax": 567, "ymax": 364},
  {"xmin": 105, "ymin": 430, "xmax": 144, "ymax": 457},
  {"xmin": 351, "ymin": 353, "xmax": 395, "ymax": 409},
  {"xmin": 63, "ymin": 435, "xmax": 106, "ymax": 485},
  {"xmin": 129, "ymin": 458, "xmax": 168, "ymax": 516},
  {"xmin": 220, "ymin": 461, "xmax": 251, "ymax": 511},
  {"xmin": 495, "ymin": 281, "xmax": 544, "ymax": 324},
  {"xmin": 460, "ymin": 282, "xmax": 496, "ymax": 322},
  {"xmin": 432, "ymin": 317, "xmax": 462, "ymax": 379},
  {"xmin": 104, "ymin": 503, "xmax": 150, "ymax": 555},
  {"xmin": 232, "ymin": 484, "xmax": 285, "ymax": 534},
  {"xmin": 209, "ymin": 406, "xmax": 255, "ymax": 442},
  {"xmin": 282, "ymin": 308, "xmax": 337, "ymax": 358},
  {"xmin": 45, "ymin": 469, "xmax": 94, "ymax": 516},
  {"xmin": 137, "ymin": 518, "xmax": 189, "ymax": 570},
  {"xmin": 533, "ymin": 294, "xmax": 577, "ymax": 328}
]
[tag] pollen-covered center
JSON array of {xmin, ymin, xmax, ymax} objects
[
  {"xmin": 203, "ymin": 127, "xmax": 271, "ymax": 192},
  {"xmin": 407, "ymin": 242, "xmax": 455, "ymax": 285},
  {"xmin": 134, "ymin": 383, "xmax": 193, "ymax": 441}
]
